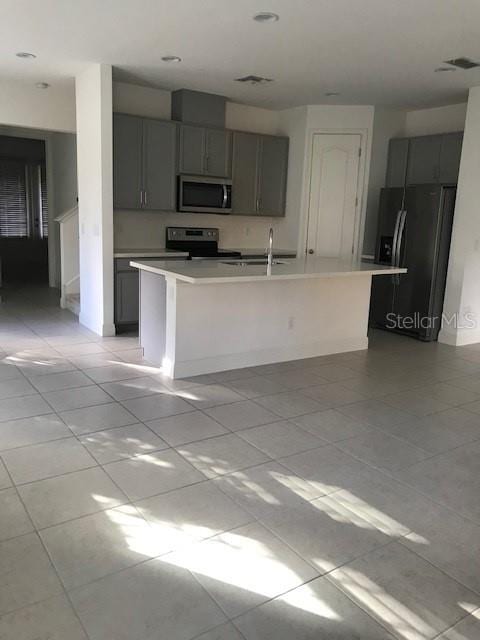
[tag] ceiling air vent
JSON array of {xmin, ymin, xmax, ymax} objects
[
  {"xmin": 235, "ymin": 75, "xmax": 273, "ymax": 85},
  {"xmin": 444, "ymin": 57, "xmax": 480, "ymax": 69}
]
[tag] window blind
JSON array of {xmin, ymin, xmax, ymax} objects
[
  {"xmin": 0, "ymin": 159, "xmax": 28, "ymax": 237},
  {"xmin": 40, "ymin": 164, "xmax": 48, "ymax": 238}
]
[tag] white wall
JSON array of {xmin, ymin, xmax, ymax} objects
[
  {"xmin": 226, "ymin": 103, "xmax": 282, "ymax": 135},
  {"xmin": 363, "ymin": 107, "xmax": 406, "ymax": 255},
  {"xmin": 113, "ymin": 82, "xmax": 171, "ymax": 119},
  {"xmin": 440, "ymin": 87, "xmax": 480, "ymax": 345},
  {"xmin": 76, "ymin": 64, "xmax": 114, "ymax": 336},
  {"xmin": 50, "ymin": 133, "xmax": 77, "ymax": 214},
  {"xmin": 404, "ymin": 103, "xmax": 467, "ymax": 137},
  {"xmin": 0, "ymin": 78, "xmax": 75, "ymax": 133}
]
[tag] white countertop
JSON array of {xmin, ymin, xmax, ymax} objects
[
  {"xmin": 114, "ymin": 247, "xmax": 296, "ymax": 259},
  {"xmin": 114, "ymin": 248, "xmax": 189, "ymax": 258},
  {"xmin": 130, "ymin": 256, "xmax": 406, "ymax": 284}
]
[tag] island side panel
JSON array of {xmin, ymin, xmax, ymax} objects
[
  {"xmin": 139, "ymin": 270, "xmax": 167, "ymax": 367},
  {"xmin": 170, "ymin": 275, "xmax": 372, "ymax": 378}
]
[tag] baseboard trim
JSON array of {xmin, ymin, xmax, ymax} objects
[
  {"xmin": 438, "ymin": 327, "xmax": 480, "ymax": 346},
  {"xmin": 170, "ymin": 336, "xmax": 369, "ymax": 378},
  {"xmin": 79, "ymin": 313, "xmax": 116, "ymax": 337}
]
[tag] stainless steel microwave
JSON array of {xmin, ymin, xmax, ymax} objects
[{"xmin": 178, "ymin": 175, "xmax": 232, "ymax": 214}]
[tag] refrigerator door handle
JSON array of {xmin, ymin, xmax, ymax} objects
[
  {"xmin": 394, "ymin": 210, "xmax": 407, "ymax": 285},
  {"xmin": 391, "ymin": 210, "xmax": 402, "ymax": 283},
  {"xmin": 396, "ymin": 210, "xmax": 407, "ymax": 267}
]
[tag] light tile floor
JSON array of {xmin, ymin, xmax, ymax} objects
[{"xmin": 1, "ymin": 285, "xmax": 480, "ymax": 639}]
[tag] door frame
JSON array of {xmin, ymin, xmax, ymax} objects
[{"xmin": 300, "ymin": 128, "xmax": 370, "ymax": 261}]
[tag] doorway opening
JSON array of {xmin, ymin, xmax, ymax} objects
[{"xmin": 0, "ymin": 135, "xmax": 49, "ymax": 286}]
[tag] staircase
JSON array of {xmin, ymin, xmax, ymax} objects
[{"xmin": 55, "ymin": 207, "xmax": 80, "ymax": 316}]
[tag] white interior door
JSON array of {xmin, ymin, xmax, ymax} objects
[{"xmin": 306, "ymin": 133, "xmax": 362, "ymax": 259}]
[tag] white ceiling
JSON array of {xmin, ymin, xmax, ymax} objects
[{"xmin": 2, "ymin": 0, "xmax": 480, "ymax": 109}]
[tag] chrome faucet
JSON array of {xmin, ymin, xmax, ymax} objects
[{"xmin": 267, "ymin": 227, "xmax": 274, "ymax": 271}]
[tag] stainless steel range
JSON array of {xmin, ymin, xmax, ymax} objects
[{"xmin": 165, "ymin": 227, "xmax": 241, "ymax": 260}]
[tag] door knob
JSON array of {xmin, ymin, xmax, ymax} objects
[{"xmin": 308, "ymin": 249, "xmax": 314, "ymax": 254}]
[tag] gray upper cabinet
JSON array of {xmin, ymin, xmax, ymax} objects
[
  {"xmin": 142, "ymin": 119, "xmax": 176, "ymax": 211},
  {"xmin": 385, "ymin": 138, "xmax": 409, "ymax": 188},
  {"xmin": 386, "ymin": 132, "xmax": 464, "ymax": 189},
  {"xmin": 178, "ymin": 124, "xmax": 205, "ymax": 175},
  {"xmin": 178, "ymin": 124, "xmax": 232, "ymax": 177},
  {"xmin": 232, "ymin": 132, "xmax": 259, "ymax": 214},
  {"xmin": 205, "ymin": 128, "xmax": 231, "ymax": 177},
  {"xmin": 257, "ymin": 135, "xmax": 289, "ymax": 216},
  {"xmin": 231, "ymin": 132, "xmax": 288, "ymax": 217},
  {"xmin": 113, "ymin": 114, "xmax": 143, "ymax": 209},
  {"xmin": 406, "ymin": 135, "xmax": 442, "ymax": 185},
  {"xmin": 438, "ymin": 132, "xmax": 463, "ymax": 183},
  {"xmin": 113, "ymin": 113, "xmax": 176, "ymax": 211}
]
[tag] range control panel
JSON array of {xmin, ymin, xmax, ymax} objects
[{"xmin": 166, "ymin": 227, "xmax": 219, "ymax": 243}]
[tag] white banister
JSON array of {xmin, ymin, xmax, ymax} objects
[{"xmin": 55, "ymin": 206, "xmax": 80, "ymax": 312}]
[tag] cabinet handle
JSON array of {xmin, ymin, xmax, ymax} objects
[
  {"xmin": 140, "ymin": 190, "xmax": 143, "ymax": 207},
  {"xmin": 144, "ymin": 190, "xmax": 148, "ymax": 207},
  {"xmin": 205, "ymin": 155, "xmax": 209, "ymax": 173}
]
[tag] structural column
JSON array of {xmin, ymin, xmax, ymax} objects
[
  {"xmin": 439, "ymin": 85, "xmax": 480, "ymax": 346},
  {"xmin": 75, "ymin": 64, "xmax": 114, "ymax": 336}
]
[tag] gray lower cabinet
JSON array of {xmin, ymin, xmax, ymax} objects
[
  {"xmin": 385, "ymin": 138, "xmax": 409, "ymax": 188},
  {"xmin": 115, "ymin": 258, "xmax": 178, "ymax": 327},
  {"xmin": 113, "ymin": 113, "xmax": 176, "ymax": 210},
  {"xmin": 178, "ymin": 124, "xmax": 232, "ymax": 177},
  {"xmin": 115, "ymin": 270, "xmax": 139, "ymax": 325},
  {"xmin": 232, "ymin": 132, "xmax": 288, "ymax": 217}
]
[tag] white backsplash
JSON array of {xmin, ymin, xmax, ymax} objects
[{"xmin": 114, "ymin": 209, "xmax": 294, "ymax": 250}]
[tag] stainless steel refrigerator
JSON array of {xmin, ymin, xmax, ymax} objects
[{"xmin": 370, "ymin": 184, "xmax": 456, "ymax": 341}]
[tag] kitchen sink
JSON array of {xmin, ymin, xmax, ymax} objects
[{"xmin": 221, "ymin": 259, "xmax": 289, "ymax": 266}]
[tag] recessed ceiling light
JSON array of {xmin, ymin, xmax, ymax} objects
[
  {"xmin": 16, "ymin": 52, "xmax": 36, "ymax": 59},
  {"xmin": 434, "ymin": 66, "xmax": 456, "ymax": 73},
  {"xmin": 36, "ymin": 82, "xmax": 50, "ymax": 89},
  {"xmin": 325, "ymin": 91, "xmax": 340, "ymax": 97},
  {"xmin": 161, "ymin": 55, "xmax": 182, "ymax": 63},
  {"xmin": 253, "ymin": 12, "xmax": 279, "ymax": 23}
]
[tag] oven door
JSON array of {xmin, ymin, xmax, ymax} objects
[{"xmin": 178, "ymin": 176, "xmax": 232, "ymax": 214}]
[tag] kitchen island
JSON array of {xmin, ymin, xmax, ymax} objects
[{"xmin": 131, "ymin": 257, "xmax": 406, "ymax": 378}]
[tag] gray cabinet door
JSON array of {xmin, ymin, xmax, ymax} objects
[
  {"xmin": 257, "ymin": 135, "xmax": 289, "ymax": 217},
  {"xmin": 406, "ymin": 135, "xmax": 442, "ymax": 185},
  {"xmin": 231, "ymin": 132, "xmax": 259, "ymax": 215},
  {"xmin": 385, "ymin": 138, "xmax": 409, "ymax": 188},
  {"xmin": 143, "ymin": 119, "xmax": 176, "ymax": 210},
  {"xmin": 205, "ymin": 129, "xmax": 232, "ymax": 177},
  {"xmin": 113, "ymin": 113, "xmax": 143, "ymax": 209},
  {"xmin": 115, "ymin": 271, "xmax": 139, "ymax": 324},
  {"xmin": 438, "ymin": 132, "xmax": 463, "ymax": 183},
  {"xmin": 178, "ymin": 125, "xmax": 205, "ymax": 175}
]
